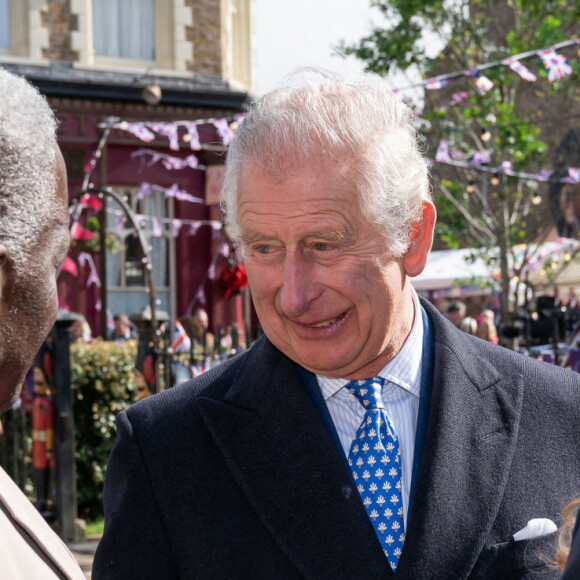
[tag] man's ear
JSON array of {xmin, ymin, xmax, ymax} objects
[{"xmin": 403, "ymin": 201, "xmax": 436, "ymax": 278}]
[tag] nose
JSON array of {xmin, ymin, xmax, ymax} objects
[{"xmin": 279, "ymin": 249, "xmax": 321, "ymax": 318}]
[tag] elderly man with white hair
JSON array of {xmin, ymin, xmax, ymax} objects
[
  {"xmin": 0, "ymin": 68, "xmax": 84, "ymax": 579},
  {"xmin": 95, "ymin": 66, "xmax": 580, "ymax": 579}
]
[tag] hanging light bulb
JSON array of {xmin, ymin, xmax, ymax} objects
[
  {"xmin": 490, "ymin": 175, "xmax": 500, "ymax": 186},
  {"xmin": 481, "ymin": 128, "xmax": 492, "ymax": 142},
  {"xmin": 466, "ymin": 182, "xmax": 475, "ymax": 193}
]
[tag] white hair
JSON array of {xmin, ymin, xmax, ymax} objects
[
  {"xmin": 221, "ymin": 66, "xmax": 431, "ymax": 257},
  {"xmin": 0, "ymin": 68, "xmax": 59, "ymax": 263}
]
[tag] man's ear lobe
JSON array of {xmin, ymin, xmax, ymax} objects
[{"xmin": 403, "ymin": 201, "xmax": 436, "ymax": 278}]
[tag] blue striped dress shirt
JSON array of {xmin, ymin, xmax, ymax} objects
[{"xmin": 316, "ymin": 291, "xmax": 423, "ymax": 527}]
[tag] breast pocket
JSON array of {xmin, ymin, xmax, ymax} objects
[{"xmin": 475, "ymin": 532, "xmax": 559, "ymax": 578}]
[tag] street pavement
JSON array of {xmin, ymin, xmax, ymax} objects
[{"xmin": 69, "ymin": 538, "xmax": 99, "ymax": 579}]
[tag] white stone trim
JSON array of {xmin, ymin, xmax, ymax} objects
[{"xmin": 172, "ymin": 0, "xmax": 193, "ymax": 72}]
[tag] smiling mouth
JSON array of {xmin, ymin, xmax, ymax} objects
[{"xmin": 309, "ymin": 317, "xmax": 339, "ymax": 328}]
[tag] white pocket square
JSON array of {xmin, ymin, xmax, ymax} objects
[{"xmin": 513, "ymin": 518, "xmax": 557, "ymax": 541}]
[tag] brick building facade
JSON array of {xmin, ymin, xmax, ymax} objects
[{"xmin": 1, "ymin": 0, "xmax": 255, "ymax": 344}]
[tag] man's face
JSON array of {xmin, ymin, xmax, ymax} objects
[
  {"xmin": 0, "ymin": 146, "xmax": 69, "ymax": 412},
  {"xmin": 238, "ymin": 158, "xmax": 425, "ymax": 379},
  {"xmin": 114, "ymin": 319, "xmax": 129, "ymax": 338},
  {"xmin": 193, "ymin": 310, "xmax": 208, "ymax": 332}
]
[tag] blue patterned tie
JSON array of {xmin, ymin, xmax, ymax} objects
[{"xmin": 347, "ymin": 377, "xmax": 405, "ymax": 571}]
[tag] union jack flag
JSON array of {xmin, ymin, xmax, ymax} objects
[
  {"xmin": 537, "ymin": 49, "xmax": 573, "ymax": 82},
  {"xmin": 425, "ymin": 77, "xmax": 449, "ymax": 90},
  {"xmin": 469, "ymin": 70, "xmax": 494, "ymax": 96}
]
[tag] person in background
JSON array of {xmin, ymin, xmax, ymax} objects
[
  {"xmin": 70, "ymin": 317, "xmax": 92, "ymax": 344},
  {"xmin": 109, "ymin": 313, "xmax": 137, "ymax": 342},
  {"xmin": 0, "ymin": 67, "xmax": 84, "ymax": 579},
  {"xmin": 459, "ymin": 316, "xmax": 478, "ymax": 335},
  {"xmin": 94, "ymin": 66, "xmax": 580, "ymax": 579},
  {"xmin": 558, "ymin": 498, "xmax": 580, "ymax": 577},
  {"xmin": 476, "ymin": 308, "xmax": 499, "ymax": 344},
  {"xmin": 188, "ymin": 307, "xmax": 215, "ymax": 352},
  {"xmin": 446, "ymin": 300, "xmax": 466, "ymax": 327}
]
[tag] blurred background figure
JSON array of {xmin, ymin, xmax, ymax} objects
[
  {"xmin": 446, "ymin": 300, "xmax": 466, "ymax": 327},
  {"xmin": 31, "ymin": 365, "xmax": 53, "ymax": 516},
  {"xmin": 459, "ymin": 316, "xmax": 478, "ymax": 335},
  {"xmin": 476, "ymin": 309, "xmax": 499, "ymax": 343},
  {"xmin": 70, "ymin": 316, "xmax": 93, "ymax": 344},
  {"xmin": 188, "ymin": 308, "xmax": 215, "ymax": 352},
  {"xmin": 109, "ymin": 313, "xmax": 137, "ymax": 342}
]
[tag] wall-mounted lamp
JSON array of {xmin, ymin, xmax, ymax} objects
[{"xmin": 142, "ymin": 83, "xmax": 162, "ymax": 105}]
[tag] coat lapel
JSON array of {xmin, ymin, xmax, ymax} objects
[
  {"xmin": 397, "ymin": 301, "xmax": 525, "ymax": 578},
  {"xmin": 196, "ymin": 338, "xmax": 392, "ymax": 579}
]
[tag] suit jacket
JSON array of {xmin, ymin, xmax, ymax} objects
[
  {"xmin": 93, "ymin": 299, "xmax": 580, "ymax": 579},
  {"xmin": 0, "ymin": 466, "xmax": 84, "ymax": 579}
]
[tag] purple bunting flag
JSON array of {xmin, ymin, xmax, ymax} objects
[
  {"xmin": 469, "ymin": 149, "xmax": 493, "ymax": 167},
  {"xmin": 188, "ymin": 222, "xmax": 202, "ymax": 236},
  {"xmin": 164, "ymin": 184, "xmax": 204, "ymax": 204},
  {"xmin": 136, "ymin": 182, "xmax": 156, "ymax": 201},
  {"xmin": 153, "ymin": 217, "xmax": 163, "ymax": 237},
  {"xmin": 502, "ymin": 58, "xmax": 537, "ymax": 82},
  {"xmin": 536, "ymin": 169, "xmax": 554, "ymax": 181},
  {"xmin": 214, "ymin": 118, "xmax": 234, "ymax": 146},
  {"xmin": 149, "ymin": 122, "xmax": 180, "ymax": 151},
  {"xmin": 184, "ymin": 122, "xmax": 202, "ymax": 150},
  {"xmin": 563, "ymin": 167, "xmax": 580, "ymax": 184},
  {"xmin": 451, "ymin": 91, "xmax": 469, "ymax": 104},
  {"xmin": 435, "ymin": 139, "xmax": 452, "ymax": 163},
  {"xmin": 116, "ymin": 122, "xmax": 155, "ymax": 142},
  {"xmin": 171, "ymin": 219, "xmax": 182, "ymax": 238}
]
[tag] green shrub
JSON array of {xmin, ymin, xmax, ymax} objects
[{"xmin": 70, "ymin": 338, "xmax": 137, "ymax": 521}]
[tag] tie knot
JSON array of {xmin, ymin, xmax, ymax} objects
[{"xmin": 347, "ymin": 377, "xmax": 385, "ymax": 410}]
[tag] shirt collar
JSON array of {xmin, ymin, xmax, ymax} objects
[{"xmin": 317, "ymin": 289, "xmax": 423, "ymax": 401}]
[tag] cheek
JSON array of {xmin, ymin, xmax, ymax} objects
[{"xmin": 245, "ymin": 262, "xmax": 278, "ymax": 305}]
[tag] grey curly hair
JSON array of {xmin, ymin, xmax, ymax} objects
[
  {"xmin": 0, "ymin": 68, "xmax": 59, "ymax": 263},
  {"xmin": 221, "ymin": 66, "xmax": 432, "ymax": 257}
]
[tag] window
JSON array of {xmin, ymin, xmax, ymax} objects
[
  {"xmin": 0, "ymin": 0, "xmax": 10, "ymax": 50},
  {"xmin": 106, "ymin": 188, "xmax": 174, "ymax": 320},
  {"xmin": 227, "ymin": 0, "xmax": 254, "ymax": 90},
  {"xmin": 93, "ymin": 0, "xmax": 155, "ymax": 61}
]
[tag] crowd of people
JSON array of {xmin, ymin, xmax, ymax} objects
[
  {"xmin": 2, "ymin": 65, "xmax": 580, "ymax": 579},
  {"xmin": 445, "ymin": 300, "xmax": 500, "ymax": 343}
]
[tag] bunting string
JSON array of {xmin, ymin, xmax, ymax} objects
[
  {"xmin": 432, "ymin": 139, "xmax": 580, "ymax": 183},
  {"xmin": 397, "ymin": 37, "xmax": 578, "ymax": 94},
  {"xmin": 132, "ymin": 149, "xmax": 205, "ymax": 171}
]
